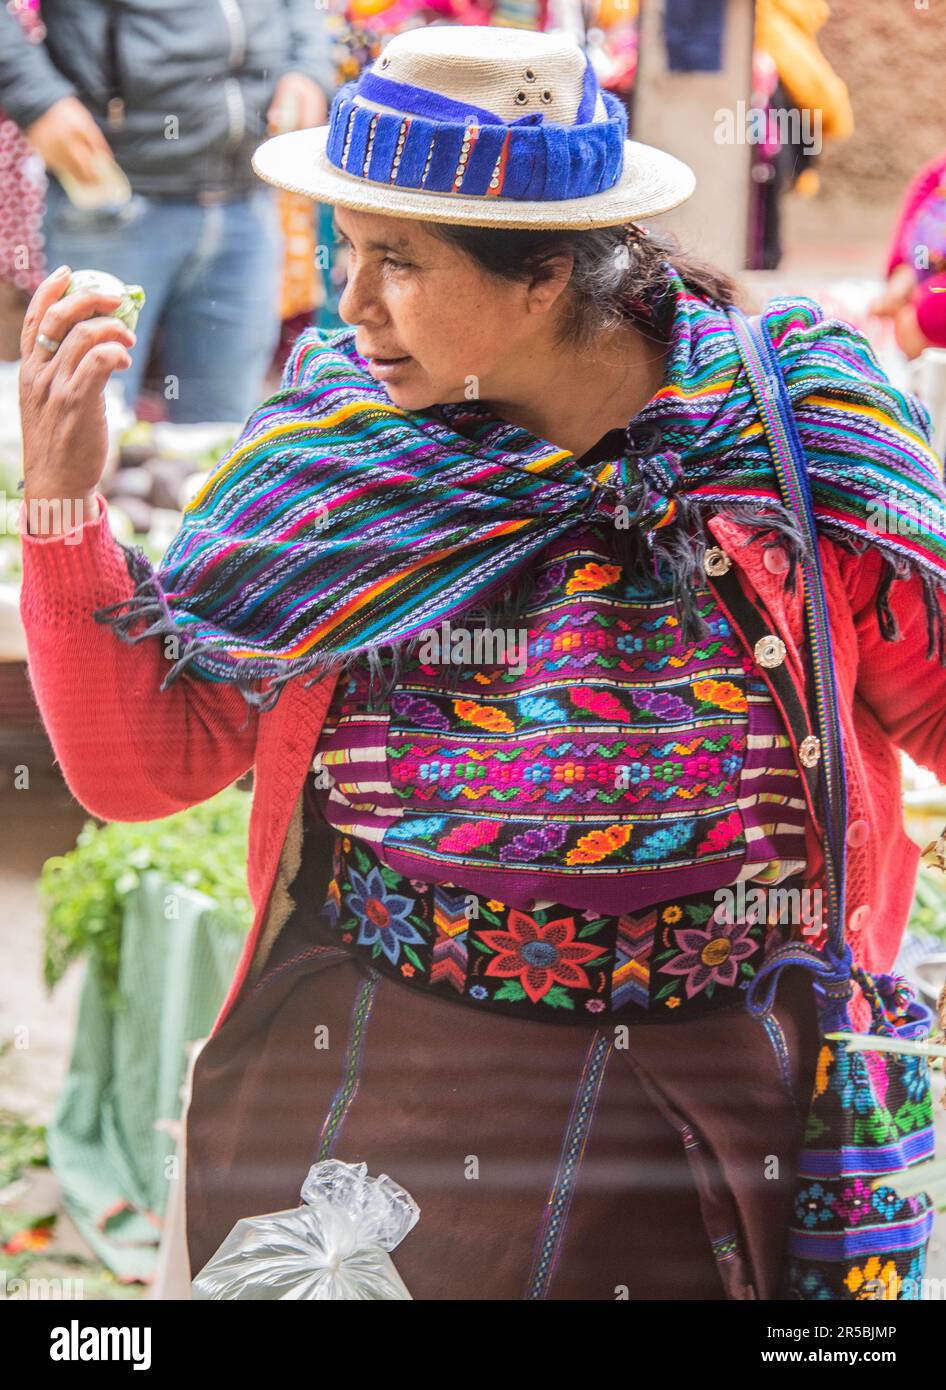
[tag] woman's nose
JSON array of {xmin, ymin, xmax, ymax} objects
[{"xmin": 338, "ymin": 264, "xmax": 384, "ymax": 328}]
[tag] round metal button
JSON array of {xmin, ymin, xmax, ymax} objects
[
  {"xmin": 703, "ymin": 546, "xmax": 731, "ymax": 577},
  {"xmin": 754, "ymin": 634, "xmax": 787, "ymax": 668},
  {"xmin": 798, "ymin": 734, "xmax": 822, "ymax": 767},
  {"xmin": 846, "ymin": 818, "xmax": 870, "ymax": 848},
  {"xmin": 763, "ymin": 545, "xmax": 790, "ymax": 574}
]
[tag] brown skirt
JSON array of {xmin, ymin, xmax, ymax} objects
[{"xmin": 184, "ymin": 900, "xmax": 822, "ymax": 1300}]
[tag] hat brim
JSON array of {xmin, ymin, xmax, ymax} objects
[{"xmin": 251, "ymin": 125, "xmax": 696, "ymax": 230}]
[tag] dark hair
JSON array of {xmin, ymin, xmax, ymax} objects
[{"xmin": 426, "ymin": 221, "xmax": 739, "ymax": 351}]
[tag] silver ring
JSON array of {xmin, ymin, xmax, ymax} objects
[{"xmin": 36, "ymin": 331, "xmax": 61, "ymax": 355}]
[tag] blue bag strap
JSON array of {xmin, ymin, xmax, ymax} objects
[{"xmin": 726, "ymin": 306, "xmax": 853, "ymax": 1029}]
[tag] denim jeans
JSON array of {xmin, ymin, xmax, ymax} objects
[{"xmin": 41, "ymin": 179, "xmax": 285, "ymax": 424}]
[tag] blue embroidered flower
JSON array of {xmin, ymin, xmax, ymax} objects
[
  {"xmin": 871, "ymin": 1186, "xmax": 906, "ymax": 1223},
  {"xmin": 344, "ymin": 866, "xmax": 425, "ymax": 966},
  {"xmin": 516, "ymin": 695, "xmax": 564, "ymax": 724},
  {"xmin": 795, "ymin": 1182, "xmax": 836, "ymax": 1229},
  {"xmin": 901, "ymin": 1053, "xmax": 929, "ymax": 1104},
  {"xmin": 831, "ymin": 1046, "xmax": 879, "ymax": 1116},
  {"xmin": 631, "ymin": 819, "xmax": 695, "ymax": 864},
  {"xmin": 386, "ymin": 816, "xmax": 449, "ymax": 842},
  {"xmin": 469, "ymin": 984, "xmax": 489, "ymax": 1001}
]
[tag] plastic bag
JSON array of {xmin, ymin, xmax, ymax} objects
[{"xmin": 191, "ymin": 1160, "xmax": 420, "ymax": 1300}]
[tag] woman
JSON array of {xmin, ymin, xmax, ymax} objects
[
  {"xmin": 871, "ymin": 147, "xmax": 946, "ymax": 360},
  {"xmin": 17, "ymin": 26, "xmax": 946, "ymax": 1300}
]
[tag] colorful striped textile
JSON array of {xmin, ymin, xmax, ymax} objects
[
  {"xmin": 785, "ymin": 1014, "xmax": 937, "ymax": 1301},
  {"xmin": 95, "ymin": 266, "xmax": 946, "ymax": 712}
]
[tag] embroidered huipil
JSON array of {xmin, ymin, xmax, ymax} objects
[{"xmin": 304, "ymin": 501, "xmax": 812, "ymax": 1023}]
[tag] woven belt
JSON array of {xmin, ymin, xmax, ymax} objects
[{"xmin": 308, "ymin": 831, "xmax": 810, "ymax": 1027}]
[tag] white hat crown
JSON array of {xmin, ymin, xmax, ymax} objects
[
  {"xmin": 252, "ymin": 25, "xmax": 696, "ymax": 231},
  {"xmin": 360, "ymin": 27, "xmax": 609, "ymax": 128}
]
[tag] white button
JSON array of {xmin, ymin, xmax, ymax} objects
[
  {"xmin": 848, "ymin": 904, "xmax": 871, "ymax": 933},
  {"xmin": 763, "ymin": 546, "xmax": 789, "ymax": 574},
  {"xmin": 846, "ymin": 819, "xmax": 870, "ymax": 848},
  {"xmin": 798, "ymin": 734, "xmax": 822, "ymax": 767},
  {"xmin": 754, "ymin": 635, "xmax": 786, "ymax": 668}
]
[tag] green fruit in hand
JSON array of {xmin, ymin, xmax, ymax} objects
[{"xmin": 63, "ymin": 269, "xmax": 146, "ymax": 332}]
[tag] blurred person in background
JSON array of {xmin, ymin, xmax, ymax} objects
[
  {"xmin": 749, "ymin": 0, "xmax": 854, "ymax": 269},
  {"xmin": 872, "ymin": 149, "xmax": 946, "ymax": 362},
  {"xmin": 0, "ymin": 0, "xmax": 334, "ymax": 423}
]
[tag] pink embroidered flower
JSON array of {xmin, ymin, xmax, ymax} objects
[
  {"xmin": 834, "ymin": 1178, "xmax": 875, "ymax": 1226},
  {"xmin": 660, "ymin": 918, "xmax": 757, "ymax": 997},
  {"xmin": 568, "ymin": 686, "xmax": 631, "ymax": 723},
  {"xmin": 696, "ymin": 810, "xmax": 742, "ymax": 856},
  {"xmin": 436, "ymin": 820, "xmax": 502, "ymax": 854}
]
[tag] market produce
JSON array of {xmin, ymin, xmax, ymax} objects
[{"xmin": 62, "ymin": 269, "xmax": 146, "ymax": 332}]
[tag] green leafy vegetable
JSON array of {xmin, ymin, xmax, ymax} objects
[{"xmin": 39, "ymin": 786, "xmax": 252, "ymax": 1002}]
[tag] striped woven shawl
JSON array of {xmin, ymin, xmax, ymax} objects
[{"xmin": 96, "ymin": 268, "xmax": 946, "ymax": 711}]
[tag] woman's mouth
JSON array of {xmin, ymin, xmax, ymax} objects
[{"xmin": 365, "ymin": 354, "xmax": 412, "ymax": 380}]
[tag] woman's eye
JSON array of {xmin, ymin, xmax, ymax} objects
[{"xmin": 382, "ymin": 256, "xmax": 410, "ymax": 271}]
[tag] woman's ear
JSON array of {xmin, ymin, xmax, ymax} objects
[{"xmin": 524, "ymin": 252, "xmax": 575, "ymax": 316}]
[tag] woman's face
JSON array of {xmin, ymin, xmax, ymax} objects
[{"xmin": 333, "ymin": 206, "xmax": 566, "ymax": 411}]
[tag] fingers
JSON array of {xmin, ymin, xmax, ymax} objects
[
  {"xmin": 30, "ymin": 288, "xmax": 130, "ymax": 366},
  {"xmin": 21, "ymin": 265, "xmax": 72, "ymax": 358},
  {"xmin": 70, "ymin": 339, "xmax": 133, "ymax": 398},
  {"xmin": 61, "ymin": 137, "xmax": 99, "ymax": 185},
  {"xmin": 84, "ymin": 114, "xmax": 115, "ymax": 157},
  {"xmin": 71, "ymin": 124, "xmax": 115, "ymax": 182},
  {"xmin": 51, "ymin": 315, "xmax": 135, "ymax": 380}
]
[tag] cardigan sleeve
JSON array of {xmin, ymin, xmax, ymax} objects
[
  {"xmin": 839, "ymin": 542, "xmax": 946, "ymax": 781},
  {"xmin": 19, "ymin": 493, "xmax": 259, "ymax": 822}
]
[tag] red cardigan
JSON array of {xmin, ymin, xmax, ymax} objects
[{"xmin": 19, "ymin": 494, "xmax": 946, "ymax": 1036}]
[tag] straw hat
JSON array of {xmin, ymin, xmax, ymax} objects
[{"xmin": 252, "ymin": 24, "xmax": 695, "ymax": 230}]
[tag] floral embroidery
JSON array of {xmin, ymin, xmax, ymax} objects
[
  {"xmin": 479, "ymin": 910, "xmax": 604, "ymax": 1004},
  {"xmin": 435, "ymin": 820, "xmax": 502, "ymax": 854},
  {"xmin": 695, "ymin": 810, "xmax": 743, "ymax": 857},
  {"xmin": 452, "ymin": 699, "xmax": 515, "ymax": 733},
  {"xmin": 565, "ymin": 824, "xmax": 632, "ymax": 866},
  {"xmin": 567, "ymin": 686, "xmax": 631, "ymax": 722},
  {"xmin": 659, "ymin": 914, "xmax": 758, "ymax": 998},
  {"xmin": 795, "ymin": 1182, "xmax": 836, "ymax": 1229},
  {"xmin": 843, "ymin": 1257, "xmax": 899, "ymax": 1300},
  {"xmin": 565, "ymin": 561, "xmax": 621, "ymax": 594},
  {"xmin": 833, "ymin": 1177, "xmax": 874, "ymax": 1225},
  {"xmin": 871, "ymin": 1186, "xmax": 906, "ymax": 1223},
  {"xmin": 322, "ymin": 836, "xmax": 786, "ymax": 1023},
  {"xmin": 691, "ymin": 679, "xmax": 748, "ymax": 713},
  {"xmin": 344, "ymin": 864, "xmax": 426, "ymax": 967}
]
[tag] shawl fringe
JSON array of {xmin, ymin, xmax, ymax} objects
[{"xmin": 95, "ymin": 500, "xmax": 946, "ymax": 715}]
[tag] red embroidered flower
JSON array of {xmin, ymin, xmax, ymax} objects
[{"xmin": 479, "ymin": 910, "xmax": 602, "ymax": 1003}]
